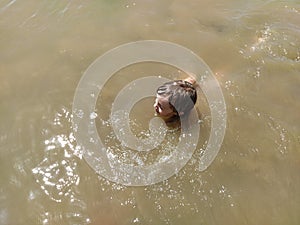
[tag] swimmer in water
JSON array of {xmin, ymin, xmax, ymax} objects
[{"xmin": 153, "ymin": 76, "xmax": 197, "ymax": 127}]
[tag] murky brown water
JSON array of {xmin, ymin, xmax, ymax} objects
[{"xmin": 1, "ymin": 0, "xmax": 300, "ymax": 224}]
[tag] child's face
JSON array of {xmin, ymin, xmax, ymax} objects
[{"xmin": 153, "ymin": 95, "xmax": 177, "ymax": 118}]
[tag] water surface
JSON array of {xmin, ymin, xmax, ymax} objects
[{"xmin": 1, "ymin": 0, "xmax": 299, "ymax": 224}]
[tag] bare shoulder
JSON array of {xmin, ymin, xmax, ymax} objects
[
  {"xmin": 183, "ymin": 73, "xmax": 199, "ymax": 89},
  {"xmin": 184, "ymin": 77, "xmax": 196, "ymax": 85}
]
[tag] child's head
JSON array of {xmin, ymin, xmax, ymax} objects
[{"xmin": 154, "ymin": 80, "xmax": 197, "ymax": 122}]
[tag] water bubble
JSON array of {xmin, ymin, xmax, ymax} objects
[
  {"xmin": 76, "ymin": 109, "xmax": 84, "ymax": 119},
  {"xmin": 89, "ymin": 112, "xmax": 98, "ymax": 120}
]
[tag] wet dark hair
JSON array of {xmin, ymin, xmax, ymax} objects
[{"xmin": 156, "ymin": 80, "xmax": 197, "ymax": 119}]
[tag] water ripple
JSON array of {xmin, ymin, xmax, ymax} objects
[
  {"xmin": 0, "ymin": 0, "xmax": 17, "ymax": 14},
  {"xmin": 250, "ymin": 24, "xmax": 300, "ymax": 63},
  {"xmin": 31, "ymin": 106, "xmax": 90, "ymax": 224}
]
